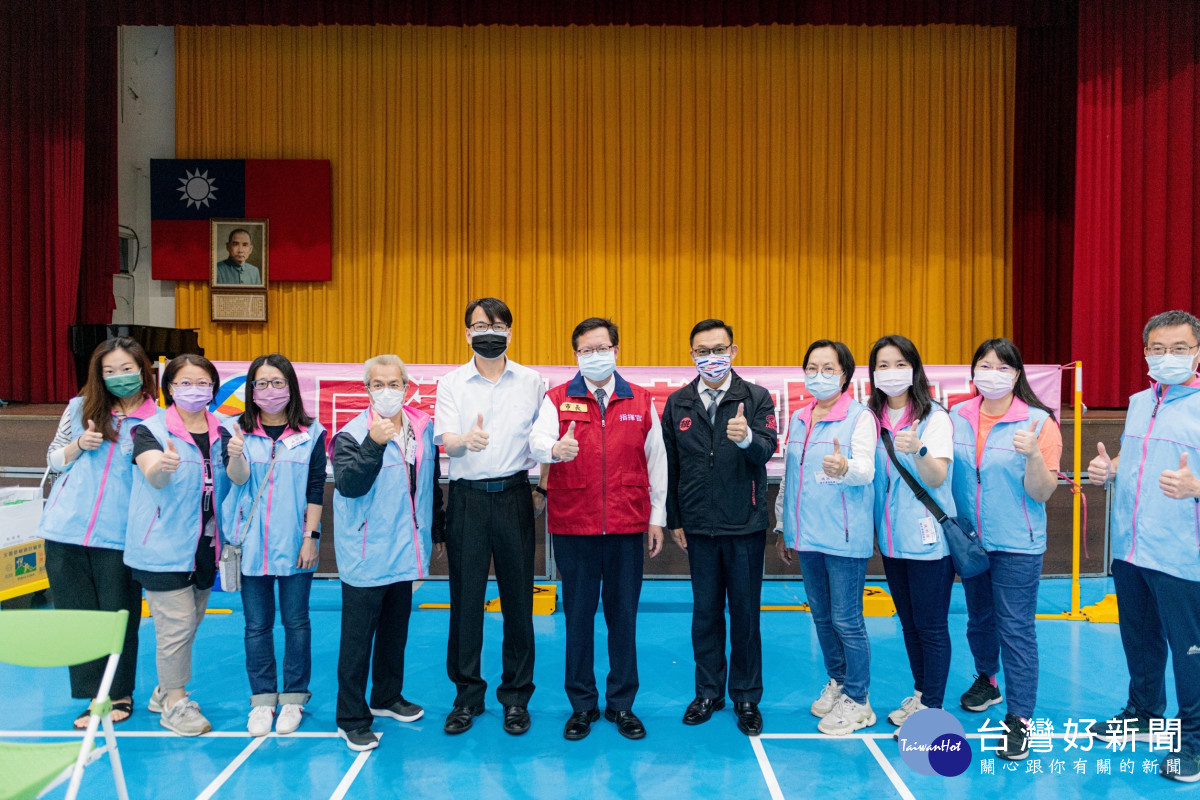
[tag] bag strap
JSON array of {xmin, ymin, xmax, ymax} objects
[
  {"xmin": 238, "ymin": 438, "xmax": 280, "ymax": 544},
  {"xmin": 880, "ymin": 428, "xmax": 950, "ymax": 524}
]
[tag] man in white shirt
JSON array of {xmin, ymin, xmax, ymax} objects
[
  {"xmin": 530, "ymin": 317, "xmax": 666, "ymax": 741},
  {"xmin": 435, "ymin": 298, "xmax": 545, "ymax": 737}
]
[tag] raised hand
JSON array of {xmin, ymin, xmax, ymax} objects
[
  {"xmin": 822, "ymin": 437, "xmax": 848, "ymax": 478},
  {"xmin": 1160, "ymin": 453, "xmax": 1200, "ymax": 500},
  {"xmin": 78, "ymin": 419, "xmax": 104, "ymax": 451},
  {"xmin": 553, "ymin": 421, "xmax": 580, "ymax": 462},
  {"xmin": 159, "ymin": 440, "xmax": 181, "ymax": 474},
  {"xmin": 369, "ymin": 416, "xmax": 397, "ymax": 445},
  {"xmin": 1013, "ymin": 420, "xmax": 1040, "ymax": 458},
  {"xmin": 894, "ymin": 420, "xmax": 922, "ymax": 454},
  {"xmin": 726, "ymin": 402, "xmax": 749, "ymax": 443},
  {"xmin": 227, "ymin": 427, "xmax": 246, "ymax": 460},
  {"xmin": 463, "ymin": 413, "xmax": 490, "ymax": 452},
  {"xmin": 1088, "ymin": 442, "xmax": 1114, "ymax": 485}
]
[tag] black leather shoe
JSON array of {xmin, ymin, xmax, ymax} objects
[
  {"xmin": 682, "ymin": 697, "xmax": 725, "ymax": 725},
  {"xmin": 443, "ymin": 705, "xmax": 484, "ymax": 735},
  {"xmin": 563, "ymin": 708, "xmax": 601, "ymax": 740},
  {"xmin": 503, "ymin": 705, "xmax": 531, "ymax": 735},
  {"xmin": 605, "ymin": 708, "xmax": 647, "ymax": 740},
  {"xmin": 735, "ymin": 702, "xmax": 763, "ymax": 736}
]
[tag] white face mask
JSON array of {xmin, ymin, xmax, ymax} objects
[
  {"xmin": 371, "ymin": 388, "xmax": 405, "ymax": 418},
  {"xmin": 578, "ymin": 350, "xmax": 617, "ymax": 383},
  {"xmin": 973, "ymin": 369, "xmax": 1015, "ymax": 400},
  {"xmin": 1146, "ymin": 353, "xmax": 1198, "ymax": 386},
  {"xmin": 873, "ymin": 368, "xmax": 913, "ymax": 398}
]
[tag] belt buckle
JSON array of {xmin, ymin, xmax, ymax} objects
[{"xmin": 486, "ymin": 480, "xmax": 503, "ymax": 493}]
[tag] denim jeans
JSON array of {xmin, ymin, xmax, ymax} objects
[
  {"xmin": 962, "ymin": 550, "xmax": 1043, "ymax": 719},
  {"xmin": 798, "ymin": 551, "xmax": 871, "ymax": 704},
  {"xmin": 242, "ymin": 572, "xmax": 313, "ymax": 706},
  {"xmin": 882, "ymin": 555, "xmax": 955, "ymax": 708}
]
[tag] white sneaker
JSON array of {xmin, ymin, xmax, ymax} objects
[
  {"xmin": 276, "ymin": 704, "xmax": 304, "ymax": 735},
  {"xmin": 818, "ymin": 695, "xmax": 877, "ymax": 736},
  {"xmin": 887, "ymin": 691, "xmax": 927, "ymax": 727},
  {"xmin": 810, "ymin": 678, "xmax": 844, "ymax": 718},
  {"xmin": 147, "ymin": 685, "xmax": 167, "ymax": 714},
  {"xmin": 247, "ymin": 705, "xmax": 275, "ymax": 736},
  {"xmin": 160, "ymin": 698, "xmax": 212, "ymax": 737}
]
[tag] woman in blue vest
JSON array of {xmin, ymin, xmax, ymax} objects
[
  {"xmin": 866, "ymin": 335, "xmax": 956, "ymax": 731},
  {"xmin": 950, "ymin": 338, "xmax": 1061, "ymax": 762},
  {"xmin": 222, "ymin": 354, "xmax": 327, "ymax": 737},
  {"xmin": 125, "ymin": 354, "xmax": 230, "ymax": 737},
  {"xmin": 774, "ymin": 339, "xmax": 878, "ymax": 736},
  {"xmin": 39, "ymin": 336, "xmax": 160, "ymax": 729}
]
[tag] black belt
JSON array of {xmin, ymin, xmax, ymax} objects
[{"xmin": 452, "ymin": 472, "xmax": 528, "ymax": 493}]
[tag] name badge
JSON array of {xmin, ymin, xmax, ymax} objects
[
  {"xmin": 120, "ymin": 439, "xmax": 134, "ymax": 456},
  {"xmin": 815, "ymin": 471, "xmax": 841, "ymax": 486},
  {"xmin": 283, "ymin": 432, "xmax": 311, "ymax": 450},
  {"xmin": 404, "ymin": 436, "xmax": 418, "ymax": 465},
  {"xmin": 919, "ymin": 516, "xmax": 940, "ymax": 545},
  {"xmin": 560, "ymin": 402, "xmax": 587, "ymax": 413}
]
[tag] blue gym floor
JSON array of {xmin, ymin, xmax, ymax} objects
[{"xmin": 1, "ymin": 577, "xmax": 1184, "ymax": 799}]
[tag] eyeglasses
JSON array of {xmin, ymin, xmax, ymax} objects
[
  {"xmin": 470, "ymin": 322, "xmax": 510, "ymax": 333},
  {"xmin": 692, "ymin": 346, "xmax": 731, "ymax": 358},
  {"xmin": 577, "ymin": 345, "xmax": 615, "ymax": 357},
  {"xmin": 171, "ymin": 380, "xmax": 213, "ymax": 389},
  {"xmin": 251, "ymin": 379, "xmax": 288, "ymax": 390},
  {"xmin": 1146, "ymin": 344, "xmax": 1200, "ymax": 357},
  {"xmin": 974, "ymin": 364, "xmax": 1015, "ymax": 373},
  {"xmin": 368, "ymin": 381, "xmax": 406, "ymax": 392},
  {"xmin": 804, "ymin": 366, "xmax": 843, "ymax": 378}
]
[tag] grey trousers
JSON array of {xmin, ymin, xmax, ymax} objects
[{"xmin": 145, "ymin": 585, "xmax": 211, "ymax": 691}]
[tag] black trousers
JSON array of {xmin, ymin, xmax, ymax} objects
[
  {"xmin": 687, "ymin": 531, "xmax": 766, "ymax": 704},
  {"xmin": 553, "ymin": 532, "xmax": 644, "ymax": 713},
  {"xmin": 445, "ymin": 480, "xmax": 536, "ymax": 708},
  {"xmin": 336, "ymin": 580, "xmax": 412, "ymax": 732},
  {"xmin": 44, "ymin": 539, "xmax": 142, "ymax": 700}
]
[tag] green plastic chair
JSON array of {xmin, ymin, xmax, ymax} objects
[{"xmin": 0, "ymin": 609, "xmax": 130, "ymax": 800}]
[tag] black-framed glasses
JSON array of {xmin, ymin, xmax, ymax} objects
[
  {"xmin": 1146, "ymin": 344, "xmax": 1200, "ymax": 357},
  {"xmin": 576, "ymin": 345, "xmax": 615, "ymax": 357},
  {"xmin": 469, "ymin": 322, "xmax": 510, "ymax": 333},
  {"xmin": 692, "ymin": 346, "xmax": 731, "ymax": 358},
  {"xmin": 251, "ymin": 379, "xmax": 288, "ymax": 390}
]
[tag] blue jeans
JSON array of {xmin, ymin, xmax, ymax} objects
[
  {"xmin": 242, "ymin": 572, "xmax": 313, "ymax": 706},
  {"xmin": 962, "ymin": 551, "xmax": 1042, "ymax": 719},
  {"xmin": 798, "ymin": 551, "xmax": 871, "ymax": 704},
  {"xmin": 882, "ymin": 555, "xmax": 955, "ymax": 708}
]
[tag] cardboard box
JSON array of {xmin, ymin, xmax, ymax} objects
[
  {"xmin": 0, "ymin": 538, "xmax": 47, "ymax": 596},
  {"xmin": 0, "ymin": 486, "xmax": 47, "ymax": 599}
]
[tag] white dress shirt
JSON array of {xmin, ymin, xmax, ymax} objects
[
  {"xmin": 529, "ymin": 374, "xmax": 667, "ymax": 528},
  {"xmin": 697, "ymin": 373, "xmax": 752, "ymax": 449},
  {"xmin": 433, "ymin": 357, "xmax": 544, "ymax": 481}
]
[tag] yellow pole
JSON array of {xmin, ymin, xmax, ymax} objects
[
  {"xmin": 1072, "ymin": 360, "xmax": 1083, "ymax": 615},
  {"xmin": 157, "ymin": 356, "xmax": 167, "ymax": 407}
]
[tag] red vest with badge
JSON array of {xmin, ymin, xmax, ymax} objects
[{"xmin": 546, "ymin": 372, "xmax": 654, "ymax": 535}]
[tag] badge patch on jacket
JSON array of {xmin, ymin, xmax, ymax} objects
[{"xmin": 560, "ymin": 402, "xmax": 587, "ymax": 413}]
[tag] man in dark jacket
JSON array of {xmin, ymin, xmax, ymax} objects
[{"xmin": 662, "ymin": 319, "xmax": 778, "ymax": 736}]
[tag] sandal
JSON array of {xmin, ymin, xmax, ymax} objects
[{"xmin": 73, "ymin": 699, "xmax": 134, "ymax": 730}]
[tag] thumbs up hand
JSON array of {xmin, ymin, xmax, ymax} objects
[
  {"xmin": 159, "ymin": 439, "xmax": 181, "ymax": 474},
  {"xmin": 1088, "ymin": 442, "xmax": 1114, "ymax": 485},
  {"xmin": 894, "ymin": 420, "xmax": 923, "ymax": 455},
  {"xmin": 1013, "ymin": 420, "xmax": 1040, "ymax": 458},
  {"xmin": 369, "ymin": 417, "xmax": 397, "ymax": 445},
  {"xmin": 1160, "ymin": 452, "xmax": 1200, "ymax": 500},
  {"xmin": 822, "ymin": 436, "xmax": 849, "ymax": 479},
  {"xmin": 726, "ymin": 402, "xmax": 749, "ymax": 443},
  {"xmin": 78, "ymin": 419, "xmax": 104, "ymax": 451},
  {"xmin": 553, "ymin": 421, "xmax": 580, "ymax": 462},
  {"xmin": 227, "ymin": 427, "xmax": 246, "ymax": 460},
  {"xmin": 463, "ymin": 413, "xmax": 491, "ymax": 452}
]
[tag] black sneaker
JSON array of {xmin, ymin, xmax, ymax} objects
[
  {"xmin": 338, "ymin": 726, "xmax": 379, "ymax": 751},
  {"xmin": 1162, "ymin": 750, "xmax": 1200, "ymax": 782},
  {"xmin": 960, "ymin": 674, "xmax": 1003, "ymax": 712},
  {"xmin": 1087, "ymin": 705, "xmax": 1158, "ymax": 742},
  {"xmin": 370, "ymin": 696, "xmax": 424, "ymax": 723},
  {"xmin": 996, "ymin": 714, "xmax": 1030, "ymax": 762}
]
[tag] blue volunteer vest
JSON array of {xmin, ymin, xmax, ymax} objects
[
  {"xmin": 949, "ymin": 396, "xmax": 1051, "ymax": 554},
  {"xmin": 332, "ymin": 407, "xmax": 434, "ymax": 588},
  {"xmin": 873, "ymin": 408, "xmax": 956, "ymax": 560},
  {"xmin": 38, "ymin": 396, "xmax": 160, "ymax": 550},
  {"xmin": 221, "ymin": 419, "xmax": 326, "ymax": 577},
  {"xmin": 781, "ymin": 392, "xmax": 876, "ymax": 559}
]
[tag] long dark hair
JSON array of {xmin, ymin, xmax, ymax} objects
[
  {"xmin": 867, "ymin": 334, "xmax": 936, "ymax": 422},
  {"xmin": 239, "ymin": 354, "xmax": 312, "ymax": 433},
  {"xmin": 970, "ymin": 338, "xmax": 1057, "ymax": 422},
  {"xmin": 162, "ymin": 354, "xmax": 220, "ymax": 408},
  {"xmin": 79, "ymin": 337, "xmax": 156, "ymax": 442},
  {"xmin": 802, "ymin": 339, "xmax": 856, "ymax": 394}
]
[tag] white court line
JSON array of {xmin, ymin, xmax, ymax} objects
[
  {"xmin": 0, "ymin": 730, "xmax": 342, "ymax": 739},
  {"xmin": 749, "ymin": 736, "xmax": 786, "ymax": 800},
  {"xmin": 195, "ymin": 736, "xmax": 266, "ymax": 800},
  {"xmin": 759, "ymin": 732, "xmax": 1080, "ymax": 740},
  {"xmin": 329, "ymin": 736, "xmax": 378, "ymax": 800},
  {"xmin": 864, "ymin": 738, "xmax": 918, "ymax": 800}
]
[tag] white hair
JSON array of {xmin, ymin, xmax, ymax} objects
[{"xmin": 363, "ymin": 354, "xmax": 408, "ymax": 385}]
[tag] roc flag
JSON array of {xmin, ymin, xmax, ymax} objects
[{"xmin": 150, "ymin": 159, "xmax": 332, "ymax": 281}]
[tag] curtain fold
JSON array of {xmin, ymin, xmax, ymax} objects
[
  {"xmin": 1073, "ymin": 0, "xmax": 1200, "ymax": 407},
  {"xmin": 175, "ymin": 24, "xmax": 1015, "ymax": 368}
]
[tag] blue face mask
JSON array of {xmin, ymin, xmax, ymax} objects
[
  {"xmin": 804, "ymin": 372, "xmax": 843, "ymax": 401},
  {"xmin": 1146, "ymin": 353, "xmax": 1198, "ymax": 386},
  {"xmin": 578, "ymin": 350, "xmax": 617, "ymax": 383}
]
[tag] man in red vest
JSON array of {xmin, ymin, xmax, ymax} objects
[{"xmin": 531, "ymin": 317, "xmax": 666, "ymax": 741}]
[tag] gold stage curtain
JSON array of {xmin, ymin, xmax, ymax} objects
[{"xmin": 175, "ymin": 24, "xmax": 1014, "ymax": 367}]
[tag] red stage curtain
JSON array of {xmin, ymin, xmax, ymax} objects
[
  {"xmin": 1073, "ymin": 0, "xmax": 1200, "ymax": 407},
  {"xmin": 79, "ymin": 26, "xmax": 120, "ymax": 327}
]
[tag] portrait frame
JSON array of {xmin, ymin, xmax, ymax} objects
[{"xmin": 211, "ymin": 219, "xmax": 269, "ymax": 289}]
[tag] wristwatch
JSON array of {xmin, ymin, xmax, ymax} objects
[
  {"xmin": 533, "ymin": 486, "xmax": 547, "ymax": 497},
  {"xmin": 304, "ymin": 530, "xmax": 321, "ymax": 540},
  {"xmin": 916, "ymin": 445, "xmax": 929, "ymax": 458}
]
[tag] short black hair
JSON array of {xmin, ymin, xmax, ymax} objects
[
  {"xmin": 1144, "ymin": 309, "xmax": 1200, "ymax": 346},
  {"xmin": 571, "ymin": 317, "xmax": 619, "ymax": 351},
  {"xmin": 689, "ymin": 319, "xmax": 734, "ymax": 346},
  {"xmin": 162, "ymin": 354, "xmax": 220, "ymax": 407},
  {"xmin": 226, "ymin": 228, "xmax": 252, "ymax": 244},
  {"xmin": 464, "ymin": 297, "xmax": 513, "ymax": 328},
  {"xmin": 240, "ymin": 353, "xmax": 313, "ymax": 433},
  {"xmin": 803, "ymin": 339, "xmax": 856, "ymax": 394}
]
